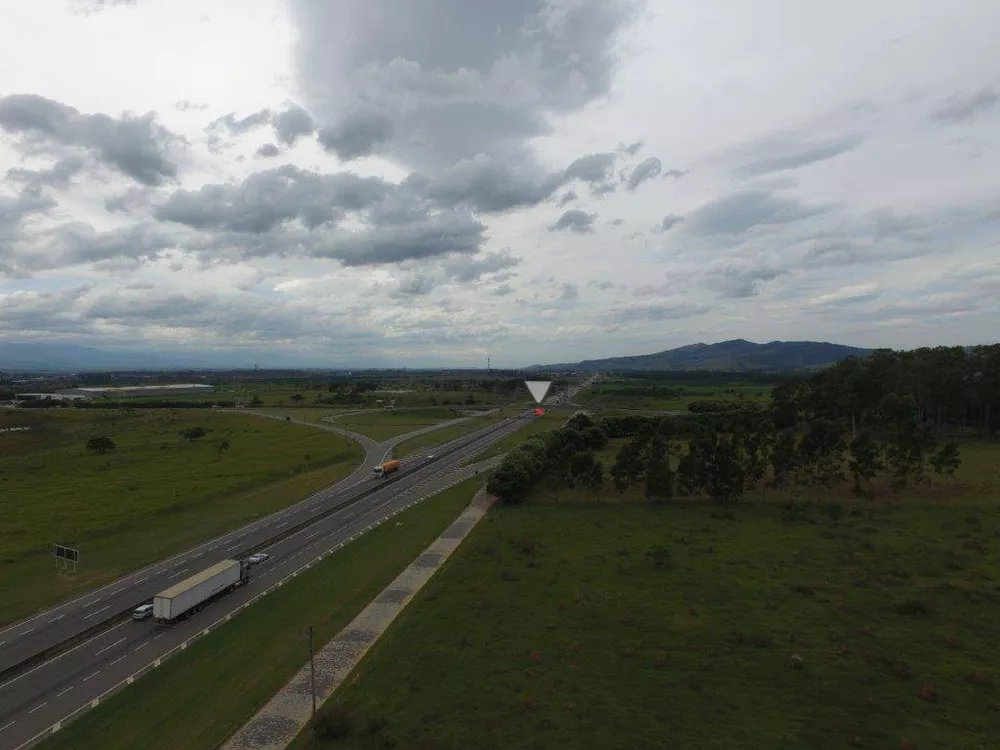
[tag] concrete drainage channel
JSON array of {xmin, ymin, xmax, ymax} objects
[{"xmin": 14, "ymin": 460, "xmax": 498, "ymax": 750}]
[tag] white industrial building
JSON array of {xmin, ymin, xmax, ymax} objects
[{"xmin": 56, "ymin": 384, "xmax": 215, "ymax": 399}]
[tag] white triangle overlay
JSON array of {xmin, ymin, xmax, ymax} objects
[{"xmin": 525, "ymin": 380, "xmax": 552, "ymax": 404}]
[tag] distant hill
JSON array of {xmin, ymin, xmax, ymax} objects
[
  {"xmin": 0, "ymin": 342, "xmax": 171, "ymax": 372},
  {"xmin": 528, "ymin": 339, "xmax": 871, "ymax": 373}
]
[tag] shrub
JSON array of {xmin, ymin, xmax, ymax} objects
[{"xmin": 313, "ymin": 703, "xmax": 354, "ymax": 739}]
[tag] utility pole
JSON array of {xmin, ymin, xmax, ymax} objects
[{"xmin": 309, "ymin": 625, "xmax": 317, "ymax": 718}]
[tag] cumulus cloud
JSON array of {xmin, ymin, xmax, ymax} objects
[
  {"xmin": 550, "ymin": 209, "xmax": 596, "ymax": 233},
  {"xmin": 292, "ymin": 0, "xmax": 639, "ymax": 173},
  {"xmin": 423, "ymin": 154, "xmax": 564, "ymax": 213},
  {"xmin": 654, "ymin": 214, "xmax": 683, "ymax": 232},
  {"xmin": 624, "ymin": 157, "xmax": 662, "ymax": 191},
  {"xmin": 255, "ymin": 143, "xmax": 280, "ymax": 159},
  {"xmin": 317, "ymin": 108, "xmax": 393, "ymax": 160},
  {"xmin": 0, "ymin": 93, "xmax": 182, "ymax": 186},
  {"xmin": 6, "ymin": 156, "xmax": 85, "ymax": 191}
]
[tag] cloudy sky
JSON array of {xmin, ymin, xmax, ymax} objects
[{"xmin": 1, "ymin": 0, "xmax": 998, "ymax": 368}]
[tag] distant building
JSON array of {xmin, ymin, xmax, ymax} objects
[
  {"xmin": 56, "ymin": 384, "xmax": 215, "ymax": 399},
  {"xmin": 14, "ymin": 392, "xmax": 88, "ymax": 402}
]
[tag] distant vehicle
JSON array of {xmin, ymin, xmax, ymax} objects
[
  {"xmin": 132, "ymin": 603, "xmax": 154, "ymax": 621},
  {"xmin": 153, "ymin": 559, "xmax": 250, "ymax": 625},
  {"xmin": 374, "ymin": 459, "xmax": 401, "ymax": 478},
  {"xmin": 248, "ymin": 552, "xmax": 269, "ymax": 565},
  {"xmin": 426, "ymin": 454, "xmax": 435, "ymax": 460}
]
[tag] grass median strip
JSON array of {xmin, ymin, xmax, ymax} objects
[
  {"xmin": 34, "ymin": 476, "xmax": 485, "ymax": 750},
  {"xmin": 393, "ymin": 411, "xmax": 508, "ymax": 458}
]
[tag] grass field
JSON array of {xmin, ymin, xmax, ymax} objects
[
  {"xmin": 35, "ymin": 477, "xmax": 485, "ymax": 750},
  {"xmin": 392, "ymin": 410, "xmax": 509, "ymax": 458},
  {"xmin": 331, "ymin": 407, "xmax": 476, "ymax": 441},
  {"xmin": 294, "ymin": 458, "xmax": 1000, "ymax": 749},
  {"xmin": 0, "ymin": 409, "xmax": 362, "ymax": 626}
]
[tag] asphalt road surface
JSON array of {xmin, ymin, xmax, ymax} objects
[{"xmin": 0, "ymin": 414, "xmax": 532, "ymax": 750}]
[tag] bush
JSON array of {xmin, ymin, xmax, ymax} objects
[{"xmin": 313, "ymin": 703, "xmax": 354, "ymax": 740}]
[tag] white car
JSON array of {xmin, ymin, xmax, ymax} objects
[
  {"xmin": 248, "ymin": 553, "xmax": 270, "ymax": 565},
  {"xmin": 132, "ymin": 604, "xmax": 154, "ymax": 621}
]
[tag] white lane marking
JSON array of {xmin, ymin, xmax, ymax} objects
[
  {"xmin": 56, "ymin": 686, "xmax": 74, "ymax": 698},
  {"xmin": 28, "ymin": 702, "xmax": 47, "ymax": 714},
  {"xmin": 111, "ymin": 586, "xmax": 126, "ymax": 595},
  {"xmin": 153, "ymin": 633, "xmax": 165, "ymax": 641},
  {"xmin": 190, "ymin": 552, "xmax": 203, "ymax": 560},
  {"xmin": 110, "ymin": 655, "xmax": 127, "ymax": 666},
  {"xmin": 135, "ymin": 641, "xmax": 149, "ymax": 650},
  {"xmin": 94, "ymin": 637, "xmax": 127, "ymax": 656},
  {"xmin": 0, "ymin": 720, "xmax": 13, "ymax": 732},
  {"xmin": 168, "ymin": 568, "xmax": 189, "ymax": 579},
  {"xmin": 83, "ymin": 605, "xmax": 110, "ymax": 620},
  {"xmin": 0, "ymin": 621, "xmax": 128, "ymax": 693},
  {"xmin": 134, "ymin": 576, "xmax": 147, "ymax": 584},
  {"xmin": 17, "ymin": 627, "xmax": 34, "ymax": 636},
  {"xmin": 82, "ymin": 671, "xmax": 100, "ymax": 682},
  {"xmin": 306, "ymin": 530, "xmax": 320, "ymax": 539}
]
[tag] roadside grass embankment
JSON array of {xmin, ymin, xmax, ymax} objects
[
  {"xmin": 0, "ymin": 409, "xmax": 362, "ymax": 627},
  {"xmin": 392, "ymin": 409, "xmax": 513, "ymax": 458},
  {"xmin": 331, "ymin": 407, "xmax": 480, "ymax": 442},
  {"xmin": 33, "ymin": 477, "xmax": 484, "ymax": 750},
  {"xmin": 292, "ymin": 448, "xmax": 1000, "ymax": 750}
]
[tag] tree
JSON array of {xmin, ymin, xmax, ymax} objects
[
  {"xmin": 797, "ymin": 418, "xmax": 847, "ymax": 487},
  {"xmin": 932, "ymin": 441, "xmax": 962, "ymax": 478},
  {"xmin": 86, "ymin": 436, "xmax": 116, "ymax": 455},
  {"xmin": 644, "ymin": 436, "xmax": 673, "ymax": 502},
  {"xmin": 705, "ymin": 435, "xmax": 748, "ymax": 504},
  {"xmin": 180, "ymin": 426, "xmax": 207, "ymax": 441},
  {"xmin": 848, "ymin": 431, "xmax": 880, "ymax": 498},
  {"xmin": 770, "ymin": 429, "xmax": 798, "ymax": 488}
]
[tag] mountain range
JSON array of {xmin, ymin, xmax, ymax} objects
[
  {"xmin": 529, "ymin": 339, "xmax": 871, "ymax": 372},
  {"xmin": 1, "ymin": 339, "xmax": 870, "ymax": 374}
]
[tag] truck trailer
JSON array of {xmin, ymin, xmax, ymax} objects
[
  {"xmin": 153, "ymin": 558, "xmax": 250, "ymax": 624},
  {"xmin": 373, "ymin": 458, "xmax": 401, "ymax": 478}
]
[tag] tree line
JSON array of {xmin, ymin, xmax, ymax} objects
[{"xmin": 488, "ymin": 345, "xmax": 999, "ymax": 505}]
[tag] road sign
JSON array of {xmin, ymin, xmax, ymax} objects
[{"xmin": 54, "ymin": 544, "xmax": 81, "ymax": 571}]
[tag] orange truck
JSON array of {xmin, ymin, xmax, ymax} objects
[{"xmin": 373, "ymin": 459, "xmax": 401, "ymax": 478}]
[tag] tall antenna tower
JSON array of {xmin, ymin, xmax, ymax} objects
[{"xmin": 487, "ymin": 353, "xmax": 491, "ymax": 374}]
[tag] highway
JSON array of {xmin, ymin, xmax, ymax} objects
[
  {"xmin": 0, "ymin": 413, "xmax": 533, "ymax": 750},
  {"xmin": 0, "ymin": 410, "xmax": 491, "ymax": 682}
]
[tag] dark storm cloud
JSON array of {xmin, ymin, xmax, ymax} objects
[
  {"xmin": 255, "ymin": 143, "xmax": 280, "ymax": 158},
  {"xmin": 313, "ymin": 213, "xmax": 487, "ymax": 266},
  {"xmin": 6, "ymin": 157, "xmax": 85, "ymax": 190},
  {"xmin": 291, "ymin": 0, "xmax": 639, "ymax": 173},
  {"xmin": 422, "ymin": 154, "xmax": 564, "ymax": 213},
  {"xmin": 654, "ymin": 214, "xmax": 683, "ymax": 232},
  {"xmin": 550, "ymin": 209, "xmax": 596, "ymax": 233},
  {"xmin": 685, "ymin": 189, "xmax": 825, "ymax": 236},
  {"xmin": 624, "ymin": 157, "xmax": 662, "ymax": 191},
  {"xmin": 729, "ymin": 134, "xmax": 864, "ymax": 179},
  {"xmin": 153, "ymin": 165, "xmax": 390, "ymax": 233},
  {"xmin": 0, "ymin": 94, "xmax": 182, "ymax": 186},
  {"xmin": 563, "ymin": 152, "xmax": 617, "ymax": 184},
  {"xmin": 930, "ymin": 86, "xmax": 1000, "ymax": 123},
  {"xmin": 317, "ymin": 108, "xmax": 394, "ymax": 161}
]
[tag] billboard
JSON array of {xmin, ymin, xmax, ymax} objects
[{"xmin": 54, "ymin": 544, "xmax": 81, "ymax": 563}]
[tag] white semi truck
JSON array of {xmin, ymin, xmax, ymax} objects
[{"xmin": 152, "ymin": 558, "xmax": 251, "ymax": 624}]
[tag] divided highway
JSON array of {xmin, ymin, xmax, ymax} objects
[{"xmin": 0, "ymin": 413, "xmax": 534, "ymax": 750}]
